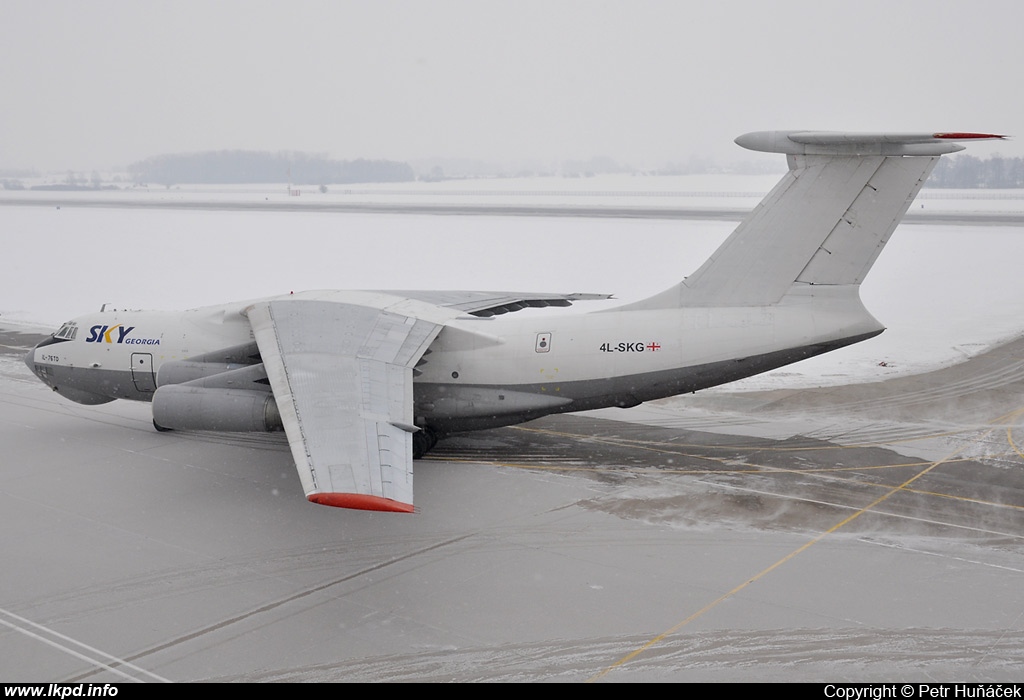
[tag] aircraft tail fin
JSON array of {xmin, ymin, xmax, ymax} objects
[{"xmin": 629, "ymin": 131, "xmax": 1005, "ymax": 309}]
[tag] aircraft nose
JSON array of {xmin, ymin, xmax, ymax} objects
[{"xmin": 24, "ymin": 346, "xmax": 36, "ymax": 373}]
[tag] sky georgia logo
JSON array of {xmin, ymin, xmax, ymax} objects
[{"xmin": 85, "ymin": 324, "xmax": 161, "ymax": 345}]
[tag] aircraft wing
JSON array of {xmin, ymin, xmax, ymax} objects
[
  {"xmin": 242, "ymin": 289, "xmax": 607, "ymax": 512},
  {"xmin": 385, "ymin": 290, "xmax": 613, "ymax": 317},
  {"xmin": 245, "ymin": 296, "xmax": 445, "ymax": 512}
]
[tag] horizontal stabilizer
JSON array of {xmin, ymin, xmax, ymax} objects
[{"xmin": 736, "ymin": 131, "xmax": 1006, "ymax": 156}]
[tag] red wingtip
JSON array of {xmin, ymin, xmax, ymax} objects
[
  {"xmin": 933, "ymin": 132, "xmax": 1007, "ymax": 140},
  {"xmin": 308, "ymin": 492, "xmax": 415, "ymax": 512}
]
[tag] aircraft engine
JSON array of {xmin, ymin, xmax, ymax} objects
[
  {"xmin": 151, "ymin": 353, "xmax": 281, "ymax": 432},
  {"xmin": 152, "ymin": 385, "xmax": 282, "ymax": 432},
  {"xmin": 156, "ymin": 359, "xmax": 251, "ymax": 387}
]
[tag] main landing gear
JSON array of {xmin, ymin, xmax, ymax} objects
[{"xmin": 413, "ymin": 427, "xmax": 438, "ymax": 459}]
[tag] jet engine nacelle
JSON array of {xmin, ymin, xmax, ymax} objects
[
  {"xmin": 156, "ymin": 360, "xmax": 249, "ymax": 387},
  {"xmin": 152, "ymin": 385, "xmax": 283, "ymax": 432}
]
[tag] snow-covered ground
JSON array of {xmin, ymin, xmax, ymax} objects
[
  {"xmin": 3, "ymin": 175, "xmax": 1023, "ymax": 391},
  {"xmin": 8, "ymin": 173, "xmax": 1024, "ymax": 214}
]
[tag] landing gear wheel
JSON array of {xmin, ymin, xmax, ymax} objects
[
  {"xmin": 412, "ymin": 427, "xmax": 438, "ymax": 459},
  {"xmin": 153, "ymin": 419, "xmax": 173, "ymax": 432}
]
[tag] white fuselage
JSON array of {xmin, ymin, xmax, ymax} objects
[{"xmin": 26, "ymin": 285, "xmax": 884, "ymax": 434}]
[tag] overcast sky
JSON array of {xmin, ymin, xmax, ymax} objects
[{"xmin": 2, "ymin": 0, "xmax": 1022, "ymax": 172}]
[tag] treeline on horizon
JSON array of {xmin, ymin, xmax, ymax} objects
[
  {"xmin": 927, "ymin": 154, "xmax": 1024, "ymax": 188},
  {"xmin": 128, "ymin": 151, "xmax": 414, "ymax": 185}
]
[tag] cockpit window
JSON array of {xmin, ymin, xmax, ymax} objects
[{"xmin": 54, "ymin": 321, "xmax": 78, "ymax": 340}]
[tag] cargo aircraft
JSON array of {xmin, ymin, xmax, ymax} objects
[{"xmin": 24, "ymin": 130, "xmax": 1005, "ymax": 512}]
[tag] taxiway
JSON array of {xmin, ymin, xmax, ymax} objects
[
  {"xmin": 2, "ymin": 325, "xmax": 1023, "ymax": 681},
  {"xmin": 3, "ymin": 194, "xmax": 1024, "ymax": 225}
]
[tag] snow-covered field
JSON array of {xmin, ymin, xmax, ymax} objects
[
  {"xmin": 8, "ymin": 173, "xmax": 1024, "ymax": 213},
  {"xmin": 3, "ymin": 176, "xmax": 1023, "ymax": 391}
]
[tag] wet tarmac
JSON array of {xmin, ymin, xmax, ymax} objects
[{"xmin": 2, "ymin": 326, "xmax": 1022, "ymax": 681}]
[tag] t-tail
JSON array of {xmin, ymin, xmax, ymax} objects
[{"xmin": 627, "ymin": 131, "xmax": 1006, "ymax": 310}]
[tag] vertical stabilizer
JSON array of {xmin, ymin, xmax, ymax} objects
[{"xmin": 627, "ymin": 131, "xmax": 1004, "ymax": 309}]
